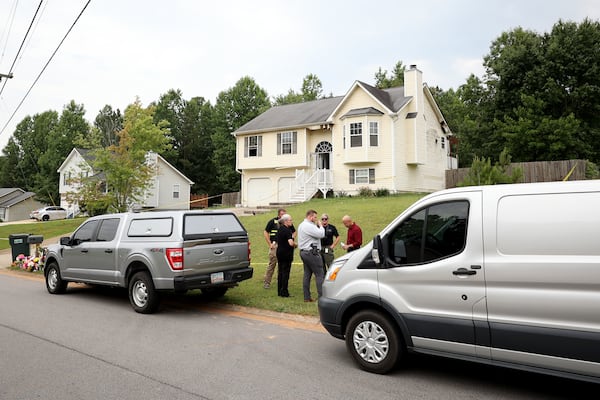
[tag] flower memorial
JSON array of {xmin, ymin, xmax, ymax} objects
[{"xmin": 12, "ymin": 247, "xmax": 46, "ymax": 272}]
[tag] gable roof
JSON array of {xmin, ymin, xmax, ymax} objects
[
  {"xmin": 0, "ymin": 191, "xmax": 36, "ymax": 207},
  {"xmin": 234, "ymin": 81, "xmax": 412, "ymax": 135},
  {"xmin": 148, "ymin": 152, "xmax": 195, "ymax": 185},
  {"xmin": 234, "ymin": 96, "xmax": 344, "ymax": 135}
]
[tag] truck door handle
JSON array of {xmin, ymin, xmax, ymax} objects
[
  {"xmin": 453, "ymin": 268, "xmax": 476, "ymax": 276},
  {"xmin": 80, "ymin": 249, "xmax": 88, "ymax": 253},
  {"xmin": 105, "ymin": 249, "xmax": 113, "ymax": 253}
]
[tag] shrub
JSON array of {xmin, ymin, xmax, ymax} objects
[
  {"xmin": 358, "ymin": 187, "xmax": 374, "ymax": 197},
  {"xmin": 336, "ymin": 190, "xmax": 349, "ymax": 198},
  {"xmin": 375, "ymin": 188, "xmax": 390, "ymax": 197}
]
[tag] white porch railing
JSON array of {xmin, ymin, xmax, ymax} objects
[{"xmin": 292, "ymin": 169, "xmax": 333, "ymax": 202}]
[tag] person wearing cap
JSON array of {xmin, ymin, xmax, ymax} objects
[{"xmin": 319, "ymin": 213, "xmax": 340, "ymax": 272}]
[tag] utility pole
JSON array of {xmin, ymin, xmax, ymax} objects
[{"xmin": 0, "ymin": 72, "xmax": 14, "ymax": 81}]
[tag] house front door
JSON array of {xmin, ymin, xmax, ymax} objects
[{"xmin": 315, "ymin": 141, "xmax": 332, "ymax": 170}]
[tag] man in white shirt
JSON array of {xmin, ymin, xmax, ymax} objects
[{"xmin": 297, "ymin": 209, "xmax": 325, "ymax": 302}]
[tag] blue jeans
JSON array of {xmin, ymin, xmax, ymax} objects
[{"xmin": 300, "ymin": 249, "xmax": 324, "ymax": 300}]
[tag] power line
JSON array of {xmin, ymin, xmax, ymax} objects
[
  {"xmin": 0, "ymin": 0, "xmax": 19, "ymax": 67},
  {"xmin": 0, "ymin": 0, "xmax": 92, "ymax": 136},
  {"xmin": 0, "ymin": 0, "xmax": 43, "ymax": 97}
]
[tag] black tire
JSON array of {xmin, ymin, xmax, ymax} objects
[
  {"xmin": 128, "ymin": 271, "xmax": 160, "ymax": 314},
  {"xmin": 345, "ymin": 310, "xmax": 403, "ymax": 374},
  {"xmin": 42, "ymin": 214, "xmax": 49, "ymax": 221},
  {"xmin": 45, "ymin": 262, "xmax": 67, "ymax": 294},
  {"xmin": 201, "ymin": 287, "xmax": 228, "ymax": 299}
]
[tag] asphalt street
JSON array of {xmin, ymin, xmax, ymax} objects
[{"xmin": 0, "ymin": 271, "xmax": 594, "ymax": 400}]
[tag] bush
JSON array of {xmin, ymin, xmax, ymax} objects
[
  {"xmin": 336, "ymin": 190, "xmax": 349, "ymax": 198},
  {"xmin": 375, "ymin": 188, "xmax": 390, "ymax": 197},
  {"xmin": 358, "ymin": 187, "xmax": 374, "ymax": 197}
]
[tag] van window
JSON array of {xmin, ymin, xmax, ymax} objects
[{"xmin": 389, "ymin": 201, "xmax": 468, "ymax": 264}]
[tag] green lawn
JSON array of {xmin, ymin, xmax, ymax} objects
[
  {"xmin": 0, "ymin": 218, "xmax": 85, "ymax": 250},
  {"xmin": 4, "ymin": 194, "xmax": 426, "ymax": 316}
]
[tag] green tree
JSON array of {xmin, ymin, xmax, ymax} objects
[
  {"xmin": 35, "ymin": 101, "xmax": 89, "ymax": 205},
  {"xmin": 459, "ymin": 149, "xmax": 523, "ymax": 186},
  {"xmin": 82, "ymin": 99, "xmax": 171, "ymax": 212},
  {"xmin": 93, "ymin": 105, "xmax": 123, "ymax": 147},
  {"xmin": 374, "ymin": 61, "xmax": 406, "ymax": 89},
  {"xmin": 273, "ymin": 73, "xmax": 323, "ymax": 105},
  {"xmin": 213, "ymin": 77, "xmax": 270, "ymax": 193}
]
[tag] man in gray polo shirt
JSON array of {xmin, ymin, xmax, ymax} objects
[{"xmin": 297, "ymin": 209, "xmax": 325, "ymax": 302}]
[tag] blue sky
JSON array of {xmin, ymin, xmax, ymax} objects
[{"xmin": 0, "ymin": 0, "xmax": 598, "ymax": 148}]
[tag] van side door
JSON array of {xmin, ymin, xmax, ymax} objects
[{"xmin": 377, "ymin": 191, "xmax": 486, "ymax": 359}]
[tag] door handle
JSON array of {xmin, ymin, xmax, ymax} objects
[
  {"xmin": 105, "ymin": 249, "xmax": 113, "ymax": 253},
  {"xmin": 453, "ymin": 267, "xmax": 476, "ymax": 276},
  {"xmin": 81, "ymin": 249, "xmax": 88, "ymax": 253}
]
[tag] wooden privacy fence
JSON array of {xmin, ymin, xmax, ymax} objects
[
  {"xmin": 445, "ymin": 159, "xmax": 588, "ymax": 189},
  {"xmin": 190, "ymin": 194, "xmax": 208, "ymax": 209}
]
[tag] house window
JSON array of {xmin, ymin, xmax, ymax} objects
[
  {"xmin": 244, "ymin": 135, "xmax": 262, "ymax": 157},
  {"xmin": 277, "ymin": 131, "xmax": 297, "ymax": 155},
  {"xmin": 441, "ymin": 137, "xmax": 445, "ymax": 149},
  {"xmin": 173, "ymin": 184, "xmax": 180, "ymax": 199},
  {"xmin": 369, "ymin": 121, "xmax": 379, "ymax": 146},
  {"xmin": 349, "ymin": 168, "xmax": 375, "ymax": 184},
  {"xmin": 350, "ymin": 123, "xmax": 362, "ymax": 147}
]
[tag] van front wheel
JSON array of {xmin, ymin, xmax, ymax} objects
[{"xmin": 345, "ymin": 310, "xmax": 402, "ymax": 374}]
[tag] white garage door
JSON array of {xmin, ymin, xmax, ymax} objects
[
  {"xmin": 246, "ymin": 178, "xmax": 272, "ymax": 206},
  {"xmin": 278, "ymin": 177, "xmax": 295, "ymax": 203}
]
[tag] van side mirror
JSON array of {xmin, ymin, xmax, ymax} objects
[{"xmin": 372, "ymin": 235, "xmax": 384, "ymax": 266}]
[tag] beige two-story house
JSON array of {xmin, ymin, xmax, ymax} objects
[{"xmin": 234, "ymin": 65, "xmax": 456, "ymax": 207}]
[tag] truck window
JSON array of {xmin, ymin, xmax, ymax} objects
[
  {"xmin": 96, "ymin": 218, "xmax": 120, "ymax": 242},
  {"xmin": 389, "ymin": 201, "xmax": 468, "ymax": 264},
  {"xmin": 128, "ymin": 218, "xmax": 173, "ymax": 237},
  {"xmin": 183, "ymin": 214, "xmax": 245, "ymax": 239},
  {"xmin": 73, "ymin": 220, "xmax": 100, "ymax": 243}
]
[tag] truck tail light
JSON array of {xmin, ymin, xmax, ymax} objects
[
  {"xmin": 247, "ymin": 241, "xmax": 251, "ymax": 262},
  {"xmin": 166, "ymin": 248, "xmax": 184, "ymax": 270}
]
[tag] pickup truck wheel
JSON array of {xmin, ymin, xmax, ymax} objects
[
  {"xmin": 201, "ymin": 287, "xmax": 228, "ymax": 299},
  {"xmin": 128, "ymin": 272, "xmax": 159, "ymax": 314},
  {"xmin": 345, "ymin": 310, "xmax": 403, "ymax": 374},
  {"xmin": 45, "ymin": 262, "xmax": 67, "ymax": 294}
]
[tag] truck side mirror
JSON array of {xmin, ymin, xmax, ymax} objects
[
  {"xmin": 60, "ymin": 236, "xmax": 72, "ymax": 246},
  {"xmin": 372, "ymin": 235, "xmax": 384, "ymax": 266}
]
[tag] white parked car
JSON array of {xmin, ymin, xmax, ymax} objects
[{"xmin": 30, "ymin": 206, "xmax": 67, "ymax": 221}]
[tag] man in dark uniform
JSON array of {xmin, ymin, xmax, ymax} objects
[
  {"xmin": 263, "ymin": 208, "xmax": 295, "ymax": 288},
  {"xmin": 319, "ymin": 213, "xmax": 340, "ymax": 272}
]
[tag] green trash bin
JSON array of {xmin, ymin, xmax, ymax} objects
[{"xmin": 9, "ymin": 233, "xmax": 29, "ymax": 261}]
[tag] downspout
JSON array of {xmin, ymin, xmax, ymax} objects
[{"xmin": 391, "ymin": 113, "xmax": 398, "ymax": 192}]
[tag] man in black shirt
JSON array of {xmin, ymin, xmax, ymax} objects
[{"xmin": 320, "ymin": 213, "xmax": 340, "ymax": 272}]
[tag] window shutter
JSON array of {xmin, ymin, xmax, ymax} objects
[
  {"xmin": 257, "ymin": 136, "xmax": 262, "ymax": 157},
  {"xmin": 244, "ymin": 137, "xmax": 249, "ymax": 157},
  {"xmin": 349, "ymin": 169, "xmax": 355, "ymax": 184},
  {"xmin": 277, "ymin": 133, "xmax": 281, "ymax": 155},
  {"xmin": 369, "ymin": 168, "xmax": 375, "ymax": 184},
  {"xmin": 292, "ymin": 131, "xmax": 297, "ymax": 154}
]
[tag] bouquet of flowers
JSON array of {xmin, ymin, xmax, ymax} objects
[{"xmin": 12, "ymin": 248, "xmax": 46, "ymax": 272}]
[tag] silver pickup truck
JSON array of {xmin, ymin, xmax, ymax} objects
[{"xmin": 44, "ymin": 210, "xmax": 253, "ymax": 313}]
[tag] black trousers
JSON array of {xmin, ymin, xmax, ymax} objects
[{"xmin": 277, "ymin": 256, "xmax": 292, "ymax": 296}]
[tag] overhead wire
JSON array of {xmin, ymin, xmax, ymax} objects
[
  {"xmin": 0, "ymin": 0, "xmax": 92, "ymax": 136},
  {"xmin": 0, "ymin": 0, "xmax": 44, "ymax": 97},
  {"xmin": 0, "ymin": 0, "xmax": 20, "ymax": 67}
]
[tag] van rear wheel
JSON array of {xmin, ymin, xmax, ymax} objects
[
  {"xmin": 345, "ymin": 310, "xmax": 402, "ymax": 374},
  {"xmin": 128, "ymin": 271, "xmax": 160, "ymax": 314}
]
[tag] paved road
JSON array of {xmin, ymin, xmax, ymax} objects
[{"xmin": 0, "ymin": 271, "xmax": 594, "ymax": 400}]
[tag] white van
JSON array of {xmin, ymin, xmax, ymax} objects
[{"xmin": 318, "ymin": 180, "xmax": 600, "ymax": 383}]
